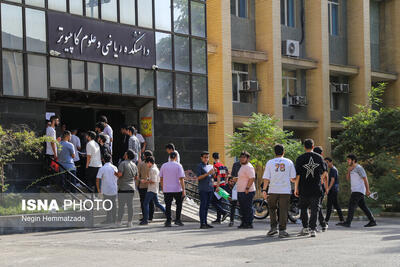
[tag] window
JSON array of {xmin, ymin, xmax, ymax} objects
[
  {"xmin": 176, "ymin": 73, "xmax": 190, "ymax": 109},
  {"xmin": 138, "ymin": 0, "xmax": 153, "ymax": 28},
  {"xmin": 139, "ymin": 69, "xmax": 154, "ymax": 96},
  {"xmin": 28, "ymin": 55, "xmax": 47, "ymax": 99},
  {"xmin": 102, "ymin": 0, "xmax": 117, "ymax": 22},
  {"xmin": 25, "ymin": 0, "xmax": 45, "ymax": 7},
  {"xmin": 69, "ymin": 0, "xmax": 83, "ymax": 15},
  {"xmin": 282, "ymin": 70, "xmax": 297, "ymax": 105},
  {"xmin": 192, "ymin": 39, "xmax": 206, "ymax": 74},
  {"xmin": 121, "ymin": 67, "xmax": 137, "ymax": 95},
  {"xmin": 191, "ymin": 1, "xmax": 205, "ymax": 37},
  {"xmin": 231, "ymin": 0, "xmax": 247, "ymax": 18},
  {"xmin": 328, "ymin": 0, "xmax": 339, "ymax": 36},
  {"xmin": 26, "ymin": 8, "xmax": 46, "ymax": 53},
  {"xmin": 232, "ymin": 63, "xmax": 248, "ymax": 102},
  {"xmin": 174, "ymin": 36, "xmax": 189, "ymax": 72},
  {"xmin": 281, "ymin": 0, "xmax": 295, "ymax": 27},
  {"xmin": 87, "ymin": 62, "xmax": 100, "ymax": 91},
  {"xmin": 71, "ymin": 60, "xmax": 85, "ymax": 90},
  {"xmin": 103, "ymin": 64, "xmax": 120, "ymax": 93},
  {"xmin": 157, "ymin": 71, "xmax": 173, "ymax": 108},
  {"xmin": 155, "ymin": 0, "xmax": 171, "ymax": 31},
  {"xmin": 192, "ymin": 76, "xmax": 207, "ymax": 110},
  {"xmin": 50, "ymin": 57, "xmax": 69, "ymax": 88},
  {"xmin": 174, "ymin": 0, "xmax": 189, "ymax": 34},
  {"xmin": 1, "ymin": 4, "xmax": 23, "ymax": 50},
  {"xmin": 120, "ymin": 0, "xmax": 135, "ymax": 25},
  {"xmin": 2, "ymin": 51, "xmax": 24, "ymax": 96},
  {"xmin": 156, "ymin": 32, "xmax": 172, "ymax": 70},
  {"xmin": 86, "ymin": 0, "xmax": 99, "ymax": 18},
  {"xmin": 48, "ymin": 0, "xmax": 66, "ymax": 11}
]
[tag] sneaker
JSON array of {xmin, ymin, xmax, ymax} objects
[
  {"xmin": 298, "ymin": 228, "xmax": 310, "ymax": 236},
  {"xmin": 337, "ymin": 222, "xmax": 351, "ymax": 228},
  {"xmin": 245, "ymin": 224, "xmax": 254, "ymax": 229},
  {"xmin": 174, "ymin": 221, "xmax": 184, "ymax": 226},
  {"xmin": 212, "ymin": 220, "xmax": 221, "ymax": 224},
  {"xmin": 229, "ymin": 221, "xmax": 234, "ymax": 227},
  {"xmin": 206, "ymin": 224, "xmax": 214, "ymax": 229},
  {"xmin": 322, "ymin": 224, "xmax": 328, "ymax": 232},
  {"xmin": 238, "ymin": 224, "xmax": 246, "ymax": 229},
  {"xmin": 279, "ymin": 230, "xmax": 290, "ymax": 238},
  {"xmin": 164, "ymin": 221, "xmax": 172, "ymax": 227},
  {"xmin": 148, "ymin": 219, "xmax": 153, "ymax": 223},
  {"xmin": 221, "ymin": 213, "xmax": 229, "ymax": 222},
  {"xmin": 200, "ymin": 224, "xmax": 208, "ymax": 229},
  {"xmin": 139, "ymin": 221, "xmax": 148, "ymax": 226},
  {"xmin": 127, "ymin": 221, "xmax": 133, "ymax": 228},
  {"xmin": 310, "ymin": 230, "xmax": 316, "ymax": 237},
  {"xmin": 267, "ymin": 228, "xmax": 278, "ymax": 237},
  {"xmin": 364, "ymin": 221, "xmax": 377, "ymax": 227}
]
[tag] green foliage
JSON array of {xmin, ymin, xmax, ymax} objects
[
  {"xmin": 226, "ymin": 113, "xmax": 303, "ymax": 168},
  {"xmin": 369, "ymin": 82, "xmax": 386, "ymax": 110}
]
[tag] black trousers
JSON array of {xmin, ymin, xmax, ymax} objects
[
  {"xmin": 230, "ymin": 200, "xmax": 238, "ymax": 222},
  {"xmin": 104, "ymin": 194, "xmax": 117, "ymax": 223},
  {"xmin": 139, "ymin": 188, "xmax": 154, "ymax": 220},
  {"xmin": 318, "ymin": 194, "xmax": 327, "ymax": 227},
  {"xmin": 164, "ymin": 192, "xmax": 183, "ymax": 222},
  {"xmin": 86, "ymin": 167, "xmax": 100, "ymax": 193},
  {"xmin": 117, "ymin": 190, "xmax": 135, "ymax": 222},
  {"xmin": 299, "ymin": 195, "xmax": 320, "ymax": 230},
  {"xmin": 211, "ymin": 193, "xmax": 227, "ymax": 221},
  {"xmin": 345, "ymin": 192, "xmax": 375, "ymax": 225},
  {"xmin": 238, "ymin": 191, "xmax": 255, "ymax": 226},
  {"xmin": 325, "ymin": 190, "xmax": 344, "ymax": 222}
]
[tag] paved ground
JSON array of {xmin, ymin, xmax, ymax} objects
[{"xmin": 1, "ymin": 217, "xmax": 400, "ymax": 267}]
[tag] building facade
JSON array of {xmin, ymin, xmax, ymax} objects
[
  {"xmin": 207, "ymin": 0, "xmax": 400, "ymax": 168},
  {"xmin": 0, "ymin": 0, "xmax": 208, "ymax": 190}
]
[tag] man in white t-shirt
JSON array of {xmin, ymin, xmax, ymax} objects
[
  {"xmin": 86, "ymin": 131, "xmax": 102, "ymax": 192},
  {"xmin": 96, "ymin": 153, "xmax": 118, "ymax": 224},
  {"xmin": 337, "ymin": 154, "xmax": 376, "ymax": 228},
  {"xmin": 262, "ymin": 144, "xmax": 296, "ymax": 238},
  {"xmin": 99, "ymin": 115, "xmax": 113, "ymax": 152},
  {"xmin": 46, "ymin": 115, "xmax": 59, "ymax": 159},
  {"xmin": 70, "ymin": 130, "xmax": 81, "ymax": 163},
  {"xmin": 135, "ymin": 127, "xmax": 146, "ymax": 153}
]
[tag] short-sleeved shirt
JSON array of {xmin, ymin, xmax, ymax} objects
[
  {"xmin": 350, "ymin": 164, "xmax": 367, "ymax": 195},
  {"xmin": 117, "ymin": 160, "xmax": 138, "ymax": 191},
  {"xmin": 46, "ymin": 126, "xmax": 56, "ymax": 155},
  {"xmin": 97, "ymin": 162, "xmax": 118, "ymax": 195},
  {"xmin": 237, "ymin": 163, "xmax": 256, "ymax": 193},
  {"xmin": 104, "ymin": 125, "xmax": 113, "ymax": 148},
  {"xmin": 147, "ymin": 165, "xmax": 160, "ymax": 194},
  {"xmin": 128, "ymin": 135, "xmax": 140, "ymax": 162},
  {"xmin": 196, "ymin": 162, "xmax": 213, "ymax": 192},
  {"xmin": 329, "ymin": 166, "xmax": 339, "ymax": 192},
  {"xmin": 214, "ymin": 162, "xmax": 227, "ymax": 185},
  {"xmin": 58, "ymin": 141, "xmax": 76, "ymax": 171},
  {"xmin": 70, "ymin": 134, "xmax": 81, "ymax": 162},
  {"xmin": 263, "ymin": 157, "xmax": 296, "ymax": 194},
  {"xmin": 159, "ymin": 161, "xmax": 185, "ymax": 193},
  {"xmin": 295, "ymin": 152, "xmax": 327, "ymax": 197},
  {"xmin": 168, "ymin": 150, "xmax": 181, "ymax": 164},
  {"xmin": 231, "ymin": 161, "xmax": 242, "ymax": 178},
  {"xmin": 138, "ymin": 161, "xmax": 150, "ymax": 189},
  {"xmin": 136, "ymin": 133, "xmax": 145, "ymax": 144},
  {"xmin": 86, "ymin": 140, "xmax": 102, "ymax": 167}
]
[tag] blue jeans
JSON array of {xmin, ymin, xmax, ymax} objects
[
  {"xmin": 143, "ymin": 192, "xmax": 166, "ymax": 223},
  {"xmin": 199, "ymin": 191, "xmax": 213, "ymax": 225},
  {"xmin": 238, "ymin": 191, "xmax": 255, "ymax": 226}
]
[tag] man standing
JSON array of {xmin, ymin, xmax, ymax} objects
[
  {"xmin": 159, "ymin": 152, "xmax": 186, "ymax": 227},
  {"xmin": 115, "ymin": 149, "xmax": 138, "ymax": 228},
  {"xmin": 262, "ymin": 144, "xmax": 296, "ymax": 238},
  {"xmin": 96, "ymin": 153, "xmax": 118, "ymax": 224},
  {"xmin": 138, "ymin": 150, "xmax": 155, "ymax": 222},
  {"xmin": 127, "ymin": 126, "xmax": 141, "ymax": 164},
  {"xmin": 95, "ymin": 122, "xmax": 110, "ymax": 145},
  {"xmin": 135, "ymin": 126, "xmax": 147, "ymax": 154},
  {"xmin": 70, "ymin": 129, "xmax": 81, "ymax": 181},
  {"xmin": 221, "ymin": 177, "xmax": 238, "ymax": 227},
  {"xmin": 324, "ymin": 157, "xmax": 344, "ymax": 223},
  {"xmin": 46, "ymin": 115, "xmax": 59, "ymax": 167},
  {"xmin": 294, "ymin": 139, "xmax": 327, "ymax": 237},
  {"xmin": 86, "ymin": 131, "xmax": 102, "ymax": 192},
  {"xmin": 166, "ymin": 143, "xmax": 181, "ymax": 164},
  {"xmin": 313, "ymin": 146, "xmax": 329, "ymax": 232},
  {"xmin": 58, "ymin": 131, "xmax": 76, "ymax": 190},
  {"xmin": 237, "ymin": 151, "xmax": 256, "ymax": 229},
  {"xmin": 212, "ymin": 152, "xmax": 228, "ymax": 224},
  {"xmin": 337, "ymin": 154, "xmax": 377, "ymax": 228},
  {"xmin": 196, "ymin": 151, "xmax": 215, "ymax": 229},
  {"xmin": 98, "ymin": 134, "xmax": 111, "ymax": 163},
  {"xmin": 119, "ymin": 125, "xmax": 129, "ymax": 163},
  {"xmin": 99, "ymin": 116, "xmax": 113, "ymax": 152}
]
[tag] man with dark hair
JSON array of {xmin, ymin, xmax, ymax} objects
[
  {"xmin": 166, "ymin": 143, "xmax": 180, "ymax": 164},
  {"xmin": 115, "ymin": 149, "xmax": 138, "ymax": 227},
  {"xmin": 313, "ymin": 146, "xmax": 329, "ymax": 232},
  {"xmin": 237, "ymin": 151, "xmax": 256, "ymax": 229},
  {"xmin": 196, "ymin": 151, "xmax": 215, "ymax": 229},
  {"xmin": 96, "ymin": 153, "xmax": 118, "ymax": 224},
  {"xmin": 98, "ymin": 134, "xmax": 111, "ymax": 163},
  {"xmin": 99, "ymin": 115, "xmax": 113, "ymax": 152},
  {"xmin": 70, "ymin": 129, "xmax": 81, "ymax": 181},
  {"xmin": 211, "ymin": 152, "xmax": 229, "ymax": 224},
  {"xmin": 58, "ymin": 130, "xmax": 76, "ymax": 190},
  {"xmin": 119, "ymin": 125, "xmax": 129, "ymax": 162},
  {"xmin": 127, "ymin": 126, "xmax": 141, "ymax": 164},
  {"xmin": 95, "ymin": 122, "xmax": 110, "ymax": 145},
  {"xmin": 294, "ymin": 139, "xmax": 328, "ymax": 237},
  {"xmin": 337, "ymin": 154, "xmax": 376, "ymax": 228},
  {"xmin": 160, "ymin": 151, "xmax": 186, "ymax": 227},
  {"xmin": 138, "ymin": 150, "xmax": 155, "ymax": 222},
  {"xmin": 221, "ymin": 176, "xmax": 238, "ymax": 227},
  {"xmin": 134, "ymin": 126, "xmax": 147, "ymax": 153},
  {"xmin": 324, "ymin": 157, "xmax": 344, "ymax": 223},
  {"xmin": 263, "ymin": 144, "xmax": 296, "ymax": 238},
  {"xmin": 45, "ymin": 115, "xmax": 60, "ymax": 167},
  {"xmin": 86, "ymin": 131, "xmax": 102, "ymax": 192}
]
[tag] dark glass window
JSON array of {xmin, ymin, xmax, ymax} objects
[
  {"xmin": 69, "ymin": 0, "xmax": 83, "ymax": 15},
  {"xmin": 192, "ymin": 76, "xmax": 207, "ymax": 110},
  {"xmin": 103, "ymin": 64, "xmax": 120, "ymax": 93},
  {"xmin": 122, "ymin": 67, "xmax": 138, "ymax": 95},
  {"xmin": 50, "ymin": 57, "xmax": 69, "ymax": 88},
  {"xmin": 120, "ymin": 0, "xmax": 136, "ymax": 25},
  {"xmin": 28, "ymin": 54, "xmax": 47, "ymax": 99},
  {"xmin": 174, "ymin": 36, "xmax": 189, "ymax": 72},
  {"xmin": 85, "ymin": 0, "xmax": 99, "ymax": 18},
  {"xmin": 102, "ymin": 0, "xmax": 117, "ymax": 22},
  {"xmin": 192, "ymin": 39, "xmax": 206, "ymax": 74},
  {"xmin": 87, "ymin": 62, "xmax": 101, "ymax": 91},
  {"xmin": 157, "ymin": 71, "xmax": 173, "ymax": 108},
  {"xmin": 138, "ymin": 0, "xmax": 153, "ymax": 28},
  {"xmin": 174, "ymin": 0, "xmax": 189, "ymax": 34},
  {"xmin": 176, "ymin": 73, "xmax": 190, "ymax": 109},
  {"xmin": 155, "ymin": 0, "xmax": 171, "ymax": 31},
  {"xmin": 26, "ymin": 8, "xmax": 46, "ymax": 53},
  {"xmin": 26, "ymin": 0, "xmax": 45, "ymax": 7},
  {"xmin": 139, "ymin": 69, "xmax": 154, "ymax": 96},
  {"xmin": 48, "ymin": 0, "xmax": 66, "ymax": 11},
  {"xmin": 156, "ymin": 32, "xmax": 172, "ymax": 70},
  {"xmin": 1, "ymin": 4, "xmax": 23, "ymax": 50},
  {"xmin": 191, "ymin": 1, "xmax": 205, "ymax": 37},
  {"xmin": 2, "ymin": 51, "xmax": 24, "ymax": 96},
  {"xmin": 281, "ymin": 0, "xmax": 295, "ymax": 27},
  {"xmin": 71, "ymin": 60, "xmax": 85, "ymax": 90}
]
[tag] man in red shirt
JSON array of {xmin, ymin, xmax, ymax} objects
[{"xmin": 212, "ymin": 152, "xmax": 229, "ymax": 224}]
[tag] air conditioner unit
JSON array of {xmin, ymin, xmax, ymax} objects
[
  {"xmin": 242, "ymin": 80, "xmax": 259, "ymax": 91},
  {"xmin": 289, "ymin": 96, "xmax": 307, "ymax": 106},
  {"xmin": 331, "ymin": 83, "xmax": 349, "ymax": 93},
  {"xmin": 282, "ymin": 40, "xmax": 300, "ymax": 57}
]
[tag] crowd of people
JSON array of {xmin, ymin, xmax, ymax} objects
[{"xmin": 44, "ymin": 115, "xmax": 377, "ymax": 236}]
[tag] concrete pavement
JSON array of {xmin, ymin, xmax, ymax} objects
[{"xmin": 1, "ymin": 217, "xmax": 399, "ymax": 267}]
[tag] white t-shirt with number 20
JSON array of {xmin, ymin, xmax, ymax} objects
[{"xmin": 263, "ymin": 157, "xmax": 296, "ymax": 194}]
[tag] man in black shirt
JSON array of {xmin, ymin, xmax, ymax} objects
[
  {"xmin": 295, "ymin": 139, "xmax": 328, "ymax": 237},
  {"xmin": 324, "ymin": 157, "xmax": 344, "ymax": 223}
]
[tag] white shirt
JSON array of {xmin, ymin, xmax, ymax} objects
[
  {"xmin": 97, "ymin": 162, "xmax": 118, "ymax": 195},
  {"xmin": 70, "ymin": 134, "xmax": 81, "ymax": 162},
  {"xmin": 168, "ymin": 150, "xmax": 181, "ymax": 164},
  {"xmin": 263, "ymin": 157, "xmax": 296, "ymax": 194},
  {"xmin": 147, "ymin": 165, "xmax": 160, "ymax": 194},
  {"xmin": 136, "ymin": 133, "xmax": 145, "ymax": 144},
  {"xmin": 86, "ymin": 140, "xmax": 102, "ymax": 167},
  {"xmin": 46, "ymin": 126, "xmax": 56, "ymax": 155},
  {"xmin": 350, "ymin": 164, "xmax": 367, "ymax": 195},
  {"xmin": 103, "ymin": 124, "xmax": 113, "ymax": 151}
]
